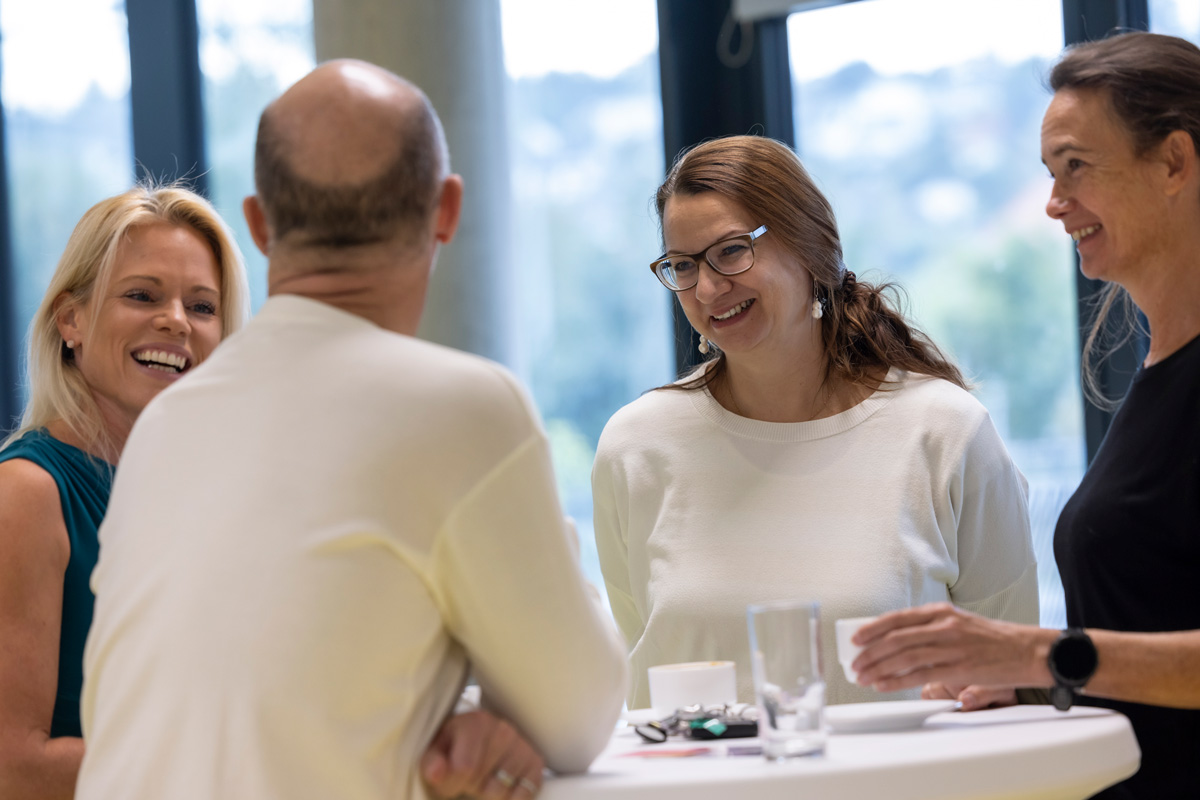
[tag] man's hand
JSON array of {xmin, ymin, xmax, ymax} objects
[{"xmin": 421, "ymin": 710, "xmax": 545, "ymax": 799}]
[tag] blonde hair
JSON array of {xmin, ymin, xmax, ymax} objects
[{"xmin": 3, "ymin": 182, "xmax": 250, "ymax": 459}]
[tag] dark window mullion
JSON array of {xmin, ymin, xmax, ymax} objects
[
  {"xmin": 0, "ymin": 38, "xmax": 17, "ymax": 434},
  {"xmin": 1060, "ymin": 0, "xmax": 1150, "ymax": 462},
  {"xmin": 657, "ymin": 0, "xmax": 794, "ymax": 374},
  {"xmin": 126, "ymin": 0, "xmax": 208, "ymax": 193}
]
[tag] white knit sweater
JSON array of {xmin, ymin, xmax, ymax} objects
[{"xmin": 593, "ymin": 371, "xmax": 1039, "ymax": 709}]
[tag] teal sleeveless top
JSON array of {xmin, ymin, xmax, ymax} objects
[{"xmin": 0, "ymin": 429, "xmax": 112, "ymax": 738}]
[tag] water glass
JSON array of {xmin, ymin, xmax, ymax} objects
[{"xmin": 747, "ymin": 599, "xmax": 826, "ymax": 759}]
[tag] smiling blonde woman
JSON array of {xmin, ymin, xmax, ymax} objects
[{"xmin": 0, "ymin": 183, "xmax": 249, "ymax": 800}]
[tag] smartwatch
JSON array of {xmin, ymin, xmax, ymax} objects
[{"xmin": 1047, "ymin": 628, "xmax": 1098, "ymax": 711}]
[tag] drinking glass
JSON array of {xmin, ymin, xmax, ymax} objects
[{"xmin": 747, "ymin": 599, "xmax": 826, "ymax": 759}]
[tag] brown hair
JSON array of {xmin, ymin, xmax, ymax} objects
[
  {"xmin": 1049, "ymin": 32, "xmax": 1200, "ymax": 406},
  {"xmin": 655, "ymin": 135, "xmax": 965, "ymax": 394},
  {"xmin": 253, "ymin": 90, "xmax": 447, "ymax": 249}
]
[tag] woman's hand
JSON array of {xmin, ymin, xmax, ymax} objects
[
  {"xmin": 921, "ymin": 682, "xmax": 1017, "ymax": 711},
  {"xmin": 421, "ymin": 710, "xmax": 545, "ymax": 799},
  {"xmin": 850, "ymin": 603, "xmax": 1054, "ymax": 694}
]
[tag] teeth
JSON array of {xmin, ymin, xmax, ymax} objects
[
  {"xmin": 134, "ymin": 349, "xmax": 187, "ymax": 372},
  {"xmin": 1071, "ymin": 224, "xmax": 1101, "ymax": 242},
  {"xmin": 714, "ymin": 300, "xmax": 753, "ymax": 321}
]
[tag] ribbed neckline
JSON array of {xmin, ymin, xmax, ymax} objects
[{"xmin": 688, "ymin": 369, "xmax": 902, "ymax": 443}]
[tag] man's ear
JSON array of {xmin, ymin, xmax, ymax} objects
[
  {"xmin": 433, "ymin": 174, "xmax": 464, "ymax": 245},
  {"xmin": 243, "ymin": 195, "xmax": 271, "ymax": 255}
]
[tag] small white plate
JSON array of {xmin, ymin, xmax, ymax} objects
[
  {"xmin": 622, "ymin": 708, "xmax": 663, "ymax": 725},
  {"xmin": 825, "ymin": 699, "xmax": 958, "ymax": 734}
]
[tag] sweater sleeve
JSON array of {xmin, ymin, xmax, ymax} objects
[
  {"xmin": 432, "ymin": 432, "xmax": 628, "ymax": 774},
  {"xmin": 948, "ymin": 412, "xmax": 1040, "ymax": 625},
  {"xmin": 591, "ymin": 429, "xmax": 644, "ymax": 653}
]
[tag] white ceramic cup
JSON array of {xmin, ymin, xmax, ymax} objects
[
  {"xmin": 835, "ymin": 616, "xmax": 877, "ymax": 684},
  {"xmin": 646, "ymin": 661, "xmax": 737, "ymax": 716}
]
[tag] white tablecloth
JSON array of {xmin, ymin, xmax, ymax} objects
[{"xmin": 542, "ymin": 705, "xmax": 1140, "ymax": 800}]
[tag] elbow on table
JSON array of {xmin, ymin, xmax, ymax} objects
[{"xmin": 540, "ymin": 653, "xmax": 629, "ymax": 775}]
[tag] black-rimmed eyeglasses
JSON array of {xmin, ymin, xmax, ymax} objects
[{"xmin": 649, "ymin": 225, "xmax": 768, "ymax": 292}]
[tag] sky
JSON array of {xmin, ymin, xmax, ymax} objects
[
  {"xmin": 499, "ymin": 0, "xmax": 1064, "ymax": 81},
  {"xmin": 2, "ymin": 0, "xmax": 1194, "ymax": 116},
  {"xmin": 499, "ymin": 0, "xmax": 659, "ymax": 79},
  {"xmin": 788, "ymin": 0, "xmax": 1064, "ymax": 81},
  {"xmin": 0, "ymin": 0, "xmax": 313, "ymax": 116}
]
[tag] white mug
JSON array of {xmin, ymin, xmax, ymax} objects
[
  {"xmin": 646, "ymin": 661, "xmax": 737, "ymax": 715},
  {"xmin": 835, "ymin": 616, "xmax": 877, "ymax": 684}
]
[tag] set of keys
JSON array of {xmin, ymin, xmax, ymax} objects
[{"xmin": 634, "ymin": 703, "xmax": 759, "ymax": 743}]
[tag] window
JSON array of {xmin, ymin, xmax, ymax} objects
[
  {"xmin": 196, "ymin": 0, "xmax": 315, "ymax": 312},
  {"xmin": 789, "ymin": 0, "xmax": 1079, "ymax": 627},
  {"xmin": 1151, "ymin": 0, "xmax": 1200, "ymax": 40},
  {"xmin": 500, "ymin": 0, "xmax": 670, "ymax": 594},
  {"xmin": 2, "ymin": 0, "xmax": 133, "ymax": 396}
]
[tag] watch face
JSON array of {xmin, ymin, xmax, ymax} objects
[{"xmin": 1053, "ymin": 631, "xmax": 1098, "ymax": 684}]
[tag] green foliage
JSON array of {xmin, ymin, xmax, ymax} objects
[{"xmin": 915, "ymin": 233, "xmax": 1079, "ymax": 439}]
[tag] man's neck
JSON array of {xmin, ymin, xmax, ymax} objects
[{"xmin": 267, "ymin": 252, "xmax": 430, "ymax": 335}]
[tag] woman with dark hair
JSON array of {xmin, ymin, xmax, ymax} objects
[
  {"xmin": 592, "ymin": 134, "xmax": 1038, "ymax": 710},
  {"xmin": 853, "ymin": 32, "xmax": 1200, "ymax": 799}
]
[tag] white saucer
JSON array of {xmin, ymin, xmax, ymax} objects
[
  {"xmin": 622, "ymin": 708, "xmax": 662, "ymax": 725},
  {"xmin": 825, "ymin": 699, "xmax": 958, "ymax": 734}
]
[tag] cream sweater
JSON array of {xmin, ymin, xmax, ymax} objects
[
  {"xmin": 78, "ymin": 295, "xmax": 628, "ymax": 800},
  {"xmin": 593, "ymin": 371, "xmax": 1038, "ymax": 709}
]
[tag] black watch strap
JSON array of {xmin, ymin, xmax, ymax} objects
[{"xmin": 1048, "ymin": 628, "xmax": 1098, "ymax": 711}]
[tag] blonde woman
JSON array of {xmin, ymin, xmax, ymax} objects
[{"xmin": 0, "ymin": 184, "xmax": 250, "ymax": 799}]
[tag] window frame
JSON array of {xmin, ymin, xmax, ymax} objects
[
  {"xmin": 655, "ymin": 0, "xmax": 1150, "ymax": 460},
  {"xmin": 0, "ymin": 0, "xmax": 1163, "ymax": 454}
]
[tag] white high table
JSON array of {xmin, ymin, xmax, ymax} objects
[{"xmin": 542, "ymin": 705, "xmax": 1140, "ymax": 800}]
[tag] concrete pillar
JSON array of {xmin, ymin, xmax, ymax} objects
[{"xmin": 312, "ymin": 0, "xmax": 514, "ymax": 366}]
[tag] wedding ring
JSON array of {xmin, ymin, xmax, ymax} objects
[
  {"xmin": 518, "ymin": 776, "xmax": 540, "ymax": 794},
  {"xmin": 494, "ymin": 768, "xmax": 516, "ymax": 788}
]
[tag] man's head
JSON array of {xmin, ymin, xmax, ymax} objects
[{"xmin": 246, "ymin": 59, "xmax": 460, "ymax": 259}]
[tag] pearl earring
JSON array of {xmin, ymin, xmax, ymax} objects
[
  {"xmin": 66, "ymin": 339, "xmax": 76, "ymax": 349},
  {"xmin": 698, "ymin": 334, "xmax": 710, "ymax": 355},
  {"xmin": 811, "ymin": 299, "xmax": 823, "ymax": 320}
]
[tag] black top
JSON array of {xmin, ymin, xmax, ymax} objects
[{"xmin": 1055, "ymin": 333, "xmax": 1200, "ymax": 799}]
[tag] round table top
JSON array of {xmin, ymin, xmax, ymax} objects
[{"xmin": 541, "ymin": 703, "xmax": 1140, "ymax": 800}]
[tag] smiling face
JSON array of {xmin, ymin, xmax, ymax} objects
[
  {"xmin": 57, "ymin": 222, "xmax": 223, "ymax": 437},
  {"xmin": 1042, "ymin": 88, "xmax": 1174, "ymax": 285},
  {"xmin": 662, "ymin": 192, "xmax": 818, "ymax": 369}
]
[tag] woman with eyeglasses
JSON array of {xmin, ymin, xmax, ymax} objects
[{"xmin": 592, "ymin": 134, "xmax": 1038, "ymax": 710}]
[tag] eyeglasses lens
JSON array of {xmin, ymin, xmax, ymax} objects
[{"xmin": 653, "ymin": 235, "xmax": 756, "ymax": 291}]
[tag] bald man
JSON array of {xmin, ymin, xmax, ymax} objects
[{"xmin": 74, "ymin": 61, "xmax": 628, "ymax": 800}]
